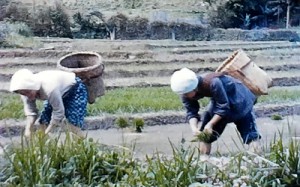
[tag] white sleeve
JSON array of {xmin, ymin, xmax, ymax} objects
[
  {"xmin": 47, "ymin": 89, "xmax": 65, "ymax": 123},
  {"xmin": 21, "ymin": 95, "xmax": 38, "ymax": 116}
]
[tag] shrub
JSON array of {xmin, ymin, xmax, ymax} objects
[
  {"xmin": 4, "ymin": 2, "xmax": 31, "ymax": 23},
  {"xmin": 125, "ymin": 16, "xmax": 149, "ymax": 39},
  {"xmin": 72, "ymin": 11, "xmax": 108, "ymax": 39},
  {"xmin": 31, "ymin": 2, "xmax": 72, "ymax": 38},
  {"xmin": 0, "ymin": 21, "xmax": 39, "ymax": 48},
  {"xmin": 206, "ymin": 2, "xmax": 238, "ymax": 28},
  {"xmin": 106, "ymin": 13, "xmax": 129, "ymax": 39},
  {"xmin": 0, "ymin": 0, "xmax": 10, "ymax": 21},
  {"xmin": 1, "ymin": 1, "xmax": 72, "ymax": 38}
]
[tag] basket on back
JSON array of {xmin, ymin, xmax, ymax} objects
[
  {"xmin": 216, "ymin": 49, "xmax": 272, "ymax": 95},
  {"xmin": 57, "ymin": 52, "xmax": 105, "ymax": 104}
]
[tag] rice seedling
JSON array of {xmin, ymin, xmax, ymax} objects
[
  {"xmin": 132, "ymin": 118, "xmax": 144, "ymax": 133},
  {"xmin": 258, "ymin": 89, "xmax": 300, "ymax": 104},
  {"xmin": 191, "ymin": 132, "xmax": 214, "ymax": 143},
  {"xmin": 0, "ymin": 93, "xmax": 43, "ymax": 120},
  {"xmin": 87, "ymin": 87, "xmax": 189, "ymax": 116},
  {"xmin": 1, "ymin": 87, "xmax": 300, "ymax": 120},
  {"xmin": 115, "ymin": 117, "xmax": 130, "ymax": 129},
  {"xmin": 271, "ymin": 114, "xmax": 283, "ymax": 120},
  {"xmin": 115, "ymin": 117, "xmax": 130, "ymax": 145}
]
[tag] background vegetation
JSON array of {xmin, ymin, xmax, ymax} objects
[{"xmin": 0, "ymin": 0, "xmax": 299, "ymax": 41}]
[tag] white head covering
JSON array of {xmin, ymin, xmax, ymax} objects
[
  {"xmin": 170, "ymin": 68, "xmax": 198, "ymax": 94},
  {"xmin": 10, "ymin": 69, "xmax": 41, "ymax": 92}
]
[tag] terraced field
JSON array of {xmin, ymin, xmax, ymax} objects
[{"xmin": 1, "ymin": 38, "xmax": 300, "ymax": 131}]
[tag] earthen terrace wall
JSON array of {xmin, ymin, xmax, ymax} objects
[{"xmin": 113, "ymin": 21, "xmax": 300, "ymax": 41}]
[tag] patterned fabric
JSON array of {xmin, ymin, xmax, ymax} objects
[{"xmin": 39, "ymin": 77, "xmax": 88, "ymax": 128}]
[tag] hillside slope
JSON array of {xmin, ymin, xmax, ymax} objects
[{"xmin": 15, "ymin": 0, "xmax": 208, "ymax": 23}]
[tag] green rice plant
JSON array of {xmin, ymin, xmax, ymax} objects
[
  {"xmin": 258, "ymin": 89, "xmax": 300, "ymax": 104},
  {"xmin": 115, "ymin": 117, "xmax": 130, "ymax": 145},
  {"xmin": 0, "ymin": 131, "xmax": 137, "ymax": 186},
  {"xmin": 0, "ymin": 131, "xmax": 62, "ymax": 186},
  {"xmin": 132, "ymin": 118, "xmax": 144, "ymax": 133},
  {"xmin": 87, "ymin": 87, "xmax": 189, "ymax": 115},
  {"xmin": 271, "ymin": 114, "xmax": 283, "ymax": 120},
  {"xmin": 2, "ymin": 128, "xmax": 300, "ymax": 186},
  {"xmin": 115, "ymin": 117, "xmax": 130, "ymax": 129},
  {"xmin": 1, "ymin": 87, "xmax": 300, "ymax": 120},
  {"xmin": 0, "ymin": 93, "xmax": 43, "ymax": 120},
  {"xmin": 143, "ymin": 140, "xmax": 200, "ymax": 186},
  {"xmin": 191, "ymin": 132, "xmax": 213, "ymax": 143},
  {"xmin": 0, "ymin": 94, "xmax": 24, "ymax": 119},
  {"xmin": 269, "ymin": 131, "xmax": 300, "ymax": 186}
]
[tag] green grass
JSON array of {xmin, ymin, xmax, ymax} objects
[
  {"xmin": 87, "ymin": 87, "xmax": 194, "ymax": 115},
  {"xmin": 258, "ymin": 89, "xmax": 300, "ymax": 104},
  {"xmin": 1, "ymin": 129, "xmax": 300, "ymax": 186},
  {"xmin": 0, "ymin": 87, "xmax": 300, "ymax": 120},
  {"xmin": 0, "ymin": 131, "xmax": 137, "ymax": 186}
]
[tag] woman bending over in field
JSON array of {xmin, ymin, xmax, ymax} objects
[
  {"xmin": 10, "ymin": 69, "xmax": 88, "ymax": 138},
  {"xmin": 170, "ymin": 68, "xmax": 261, "ymax": 154}
]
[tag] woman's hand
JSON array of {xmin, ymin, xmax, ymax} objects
[
  {"xmin": 192, "ymin": 130, "xmax": 201, "ymax": 136},
  {"xmin": 203, "ymin": 123, "xmax": 213, "ymax": 134}
]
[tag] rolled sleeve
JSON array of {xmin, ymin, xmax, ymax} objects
[{"xmin": 210, "ymin": 78, "xmax": 230, "ymax": 117}]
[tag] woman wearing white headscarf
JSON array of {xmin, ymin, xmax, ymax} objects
[
  {"xmin": 10, "ymin": 69, "xmax": 88, "ymax": 137},
  {"xmin": 170, "ymin": 68, "xmax": 261, "ymax": 154}
]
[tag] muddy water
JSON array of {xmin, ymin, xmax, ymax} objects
[{"xmin": 1, "ymin": 116, "xmax": 299, "ymax": 158}]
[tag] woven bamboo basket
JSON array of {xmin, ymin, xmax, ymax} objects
[
  {"xmin": 216, "ymin": 49, "xmax": 272, "ymax": 95},
  {"xmin": 57, "ymin": 52, "xmax": 105, "ymax": 104}
]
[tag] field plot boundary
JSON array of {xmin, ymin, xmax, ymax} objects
[
  {"xmin": 0, "ymin": 38, "xmax": 300, "ymax": 136},
  {"xmin": 1, "ymin": 102, "xmax": 300, "ymax": 137}
]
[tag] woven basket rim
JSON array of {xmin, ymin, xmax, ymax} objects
[
  {"xmin": 57, "ymin": 51, "xmax": 103, "ymax": 71},
  {"xmin": 216, "ymin": 49, "xmax": 246, "ymax": 72}
]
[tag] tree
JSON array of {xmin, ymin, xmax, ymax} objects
[{"xmin": 208, "ymin": 0, "xmax": 300, "ymax": 29}]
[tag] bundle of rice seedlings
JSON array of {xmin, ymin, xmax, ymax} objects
[{"xmin": 191, "ymin": 131, "xmax": 213, "ymax": 142}]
